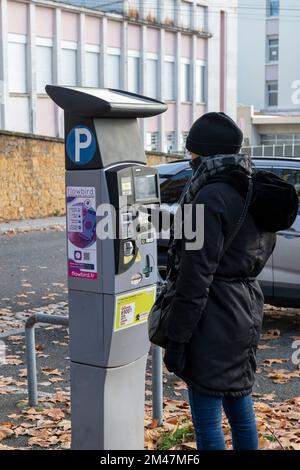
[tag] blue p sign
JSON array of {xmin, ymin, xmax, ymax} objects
[{"xmin": 66, "ymin": 125, "xmax": 96, "ymax": 165}]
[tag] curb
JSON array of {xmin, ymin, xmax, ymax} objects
[{"xmin": 0, "ymin": 217, "xmax": 66, "ymax": 235}]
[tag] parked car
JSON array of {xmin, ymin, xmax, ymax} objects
[{"xmin": 156, "ymin": 157, "xmax": 300, "ymax": 308}]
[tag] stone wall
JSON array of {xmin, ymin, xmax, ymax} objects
[{"xmin": 0, "ymin": 130, "xmax": 182, "ymax": 222}]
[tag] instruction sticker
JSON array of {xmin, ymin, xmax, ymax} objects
[
  {"xmin": 67, "ymin": 186, "xmax": 97, "ymax": 280},
  {"xmin": 114, "ymin": 286, "xmax": 157, "ymax": 332}
]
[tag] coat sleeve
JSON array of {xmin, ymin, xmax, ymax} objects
[{"xmin": 167, "ymin": 186, "xmax": 229, "ymax": 343}]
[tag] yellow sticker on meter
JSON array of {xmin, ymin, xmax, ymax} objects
[{"xmin": 114, "ymin": 286, "xmax": 156, "ymax": 332}]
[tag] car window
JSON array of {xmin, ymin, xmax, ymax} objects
[
  {"xmin": 159, "ymin": 164, "xmax": 300, "ymax": 206},
  {"xmin": 271, "ymin": 167, "xmax": 300, "ymax": 209},
  {"xmin": 160, "ymin": 168, "xmax": 192, "ymax": 204},
  {"xmin": 157, "ymin": 163, "xmax": 188, "ymax": 176}
]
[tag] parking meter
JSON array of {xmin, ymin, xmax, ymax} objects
[{"xmin": 46, "ymin": 86, "xmax": 167, "ymax": 450}]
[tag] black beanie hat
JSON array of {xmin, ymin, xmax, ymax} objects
[{"xmin": 186, "ymin": 112, "xmax": 243, "ymax": 156}]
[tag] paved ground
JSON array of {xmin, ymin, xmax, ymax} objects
[
  {"xmin": 0, "ymin": 217, "xmax": 65, "ymax": 235},
  {"xmin": 0, "ymin": 230, "xmax": 67, "ymax": 312},
  {"xmin": 0, "ymin": 224, "xmax": 299, "ymax": 448},
  {"xmin": 0, "ymin": 305, "xmax": 299, "ymax": 448}
]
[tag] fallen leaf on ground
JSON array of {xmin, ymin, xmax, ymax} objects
[
  {"xmin": 258, "ymin": 344, "xmax": 275, "ymax": 350},
  {"xmin": 41, "ymin": 368, "xmax": 63, "ymax": 376},
  {"xmin": 266, "ymin": 367, "xmax": 300, "ymax": 384},
  {"xmin": 252, "ymin": 392, "xmax": 276, "ymax": 401},
  {"xmin": 18, "ymin": 369, "xmax": 27, "ymax": 378},
  {"xmin": 57, "ymin": 420, "xmax": 71, "ymax": 431},
  {"xmin": 174, "ymin": 382, "xmax": 187, "ymax": 391},
  {"xmin": 0, "ymin": 426, "xmax": 14, "ymax": 441},
  {"xmin": 44, "ymin": 408, "xmax": 65, "ymax": 421},
  {"xmin": 7, "ymin": 336, "xmax": 22, "ymax": 342},
  {"xmin": 49, "ymin": 377, "xmax": 63, "ymax": 383},
  {"xmin": 263, "ymin": 358, "xmax": 288, "ymax": 366},
  {"xmin": 261, "ymin": 329, "xmax": 281, "ymax": 340}
]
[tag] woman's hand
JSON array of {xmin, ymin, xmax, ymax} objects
[{"xmin": 163, "ymin": 341, "xmax": 186, "ymax": 374}]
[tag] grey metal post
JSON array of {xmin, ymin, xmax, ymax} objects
[
  {"xmin": 151, "ymin": 344, "xmax": 163, "ymax": 426},
  {"xmin": 25, "ymin": 314, "xmax": 69, "ymax": 406},
  {"xmin": 25, "ymin": 323, "xmax": 37, "ymax": 406}
]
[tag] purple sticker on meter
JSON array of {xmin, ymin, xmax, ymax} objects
[{"xmin": 66, "ymin": 187, "xmax": 98, "ymax": 280}]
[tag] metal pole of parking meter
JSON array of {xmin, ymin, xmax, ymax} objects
[{"xmin": 152, "ymin": 344, "xmax": 163, "ymax": 426}]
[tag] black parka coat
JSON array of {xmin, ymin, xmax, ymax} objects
[{"xmin": 167, "ymin": 179, "xmax": 277, "ymax": 397}]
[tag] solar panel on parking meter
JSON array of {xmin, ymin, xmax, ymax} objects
[{"xmin": 46, "ymin": 85, "xmax": 167, "ymax": 450}]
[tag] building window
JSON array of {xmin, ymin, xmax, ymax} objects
[
  {"xmin": 164, "ymin": 0, "xmax": 176, "ymax": 26},
  {"xmin": 164, "ymin": 59, "xmax": 175, "ymax": 101},
  {"xmin": 128, "ymin": 53, "xmax": 140, "ymax": 94},
  {"xmin": 180, "ymin": 1, "xmax": 192, "ymax": 29},
  {"xmin": 144, "ymin": 0, "xmax": 158, "ymax": 22},
  {"xmin": 8, "ymin": 34, "xmax": 27, "ymax": 93},
  {"xmin": 181, "ymin": 61, "xmax": 191, "ymax": 102},
  {"xmin": 127, "ymin": 0, "xmax": 140, "ymax": 19},
  {"xmin": 260, "ymin": 134, "xmax": 300, "ymax": 145},
  {"xmin": 258, "ymin": 134, "xmax": 300, "ymax": 158},
  {"xmin": 146, "ymin": 132, "xmax": 159, "ymax": 152},
  {"xmin": 196, "ymin": 5, "xmax": 207, "ymax": 31},
  {"xmin": 196, "ymin": 61, "xmax": 206, "ymax": 103},
  {"xmin": 107, "ymin": 49, "xmax": 121, "ymax": 89},
  {"xmin": 86, "ymin": 46, "xmax": 100, "ymax": 88},
  {"xmin": 267, "ymin": 0, "xmax": 280, "ymax": 17},
  {"xmin": 267, "ymin": 36, "xmax": 279, "ymax": 62},
  {"xmin": 36, "ymin": 39, "xmax": 53, "ymax": 94},
  {"xmin": 266, "ymin": 80, "xmax": 278, "ymax": 106},
  {"xmin": 146, "ymin": 56, "xmax": 158, "ymax": 99},
  {"xmin": 36, "ymin": 46, "xmax": 53, "ymax": 94},
  {"xmin": 260, "ymin": 134, "xmax": 276, "ymax": 145},
  {"xmin": 276, "ymin": 134, "xmax": 294, "ymax": 144},
  {"xmin": 61, "ymin": 42, "xmax": 78, "ymax": 86},
  {"xmin": 164, "ymin": 132, "xmax": 176, "ymax": 153}
]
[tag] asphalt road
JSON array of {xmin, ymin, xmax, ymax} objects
[{"xmin": 0, "ymin": 230, "xmax": 67, "ymax": 311}]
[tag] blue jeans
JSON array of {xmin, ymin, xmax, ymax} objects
[{"xmin": 188, "ymin": 388, "xmax": 258, "ymax": 450}]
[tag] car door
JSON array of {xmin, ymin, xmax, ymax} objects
[{"xmin": 271, "ymin": 167, "xmax": 300, "ymax": 307}]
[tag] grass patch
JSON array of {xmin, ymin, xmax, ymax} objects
[
  {"xmin": 262, "ymin": 434, "xmax": 277, "ymax": 443},
  {"xmin": 157, "ymin": 425, "xmax": 195, "ymax": 450}
]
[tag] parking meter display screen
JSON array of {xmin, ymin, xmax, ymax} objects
[{"xmin": 134, "ymin": 175, "xmax": 157, "ymax": 202}]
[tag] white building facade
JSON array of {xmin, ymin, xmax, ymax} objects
[
  {"xmin": 238, "ymin": 0, "xmax": 300, "ymax": 156},
  {"xmin": 0, "ymin": 0, "xmax": 238, "ymax": 152}
]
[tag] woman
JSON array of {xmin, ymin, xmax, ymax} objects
[{"xmin": 163, "ymin": 112, "xmax": 297, "ymax": 450}]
